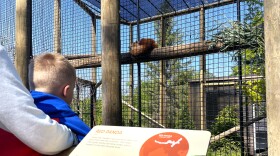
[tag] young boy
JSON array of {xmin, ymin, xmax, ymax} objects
[
  {"xmin": 0, "ymin": 45, "xmax": 78, "ymax": 156},
  {"xmin": 28, "ymin": 52, "xmax": 91, "ymax": 142}
]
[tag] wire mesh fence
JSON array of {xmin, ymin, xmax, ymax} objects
[{"xmin": 0, "ymin": 0, "xmax": 266, "ymax": 155}]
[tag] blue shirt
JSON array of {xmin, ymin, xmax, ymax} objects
[{"xmin": 31, "ymin": 90, "xmax": 91, "ymax": 142}]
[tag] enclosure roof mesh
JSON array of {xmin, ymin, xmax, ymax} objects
[{"xmin": 85, "ymin": 0, "xmax": 224, "ymax": 22}]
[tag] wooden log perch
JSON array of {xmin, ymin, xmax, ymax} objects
[
  {"xmin": 69, "ymin": 41, "xmax": 225, "ymax": 68},
  {"xmin": 69, "ymin": 56, "xmax": 102, "ymax": 69},
  {"xmin": 122, "ymin": 100, "xmax": 165, "ymax": 128},
  {"xmin": 210, "ymin": 115, "xmax": 266, "ymax": 143},
  {"xmin": 210, "ymin": 126, "xmax": 241, "ymax": 143},
  {"xmin": 65, "ymin": 54, "xmax": 96, "ymax": 60},
  {"xmin": 68, "ymin": 41, "xmax": 250, "ymax": 69}
]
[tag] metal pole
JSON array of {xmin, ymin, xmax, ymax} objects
[
  {"xmin": 137, "ymin": 0, "xmax": 142, "ymax": 127},
  {"xmin": 236, "ymin": 0, "xmax": 244, "ymax": 155}
]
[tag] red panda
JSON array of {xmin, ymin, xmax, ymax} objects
[{"xmin": 130, "ymin": 38, "xmax": 158, "ymax": 56}]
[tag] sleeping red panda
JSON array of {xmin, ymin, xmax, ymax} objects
[{"xmin": 130, "ymin": 38, "xmax": 158, "ymax": 56}]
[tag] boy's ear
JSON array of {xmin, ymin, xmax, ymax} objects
[{"xmin": 63, "ymin": 85, "xmax": 70, "ymax": 97}]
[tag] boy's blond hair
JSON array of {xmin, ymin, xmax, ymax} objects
[{"xmin": 28, "ymin": 53, "xmax": 76, "ymax": 93}]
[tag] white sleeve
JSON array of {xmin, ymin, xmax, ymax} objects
[{"xmin": 0, "ymin": 46, "xmax": 77, "ymax": 155}]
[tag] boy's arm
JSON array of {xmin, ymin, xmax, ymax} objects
[
  {"xmin": 61, "ymin": 115, "xmax": 91, "ymax": 142},
  {"xmin": 0, "ymin": 46, "xmax": 77, "ymax": 155}
]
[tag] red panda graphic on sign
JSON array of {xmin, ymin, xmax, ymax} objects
[{"xmin": 139, "ymin": 132, "xmax": 189, "ymax": 156}]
